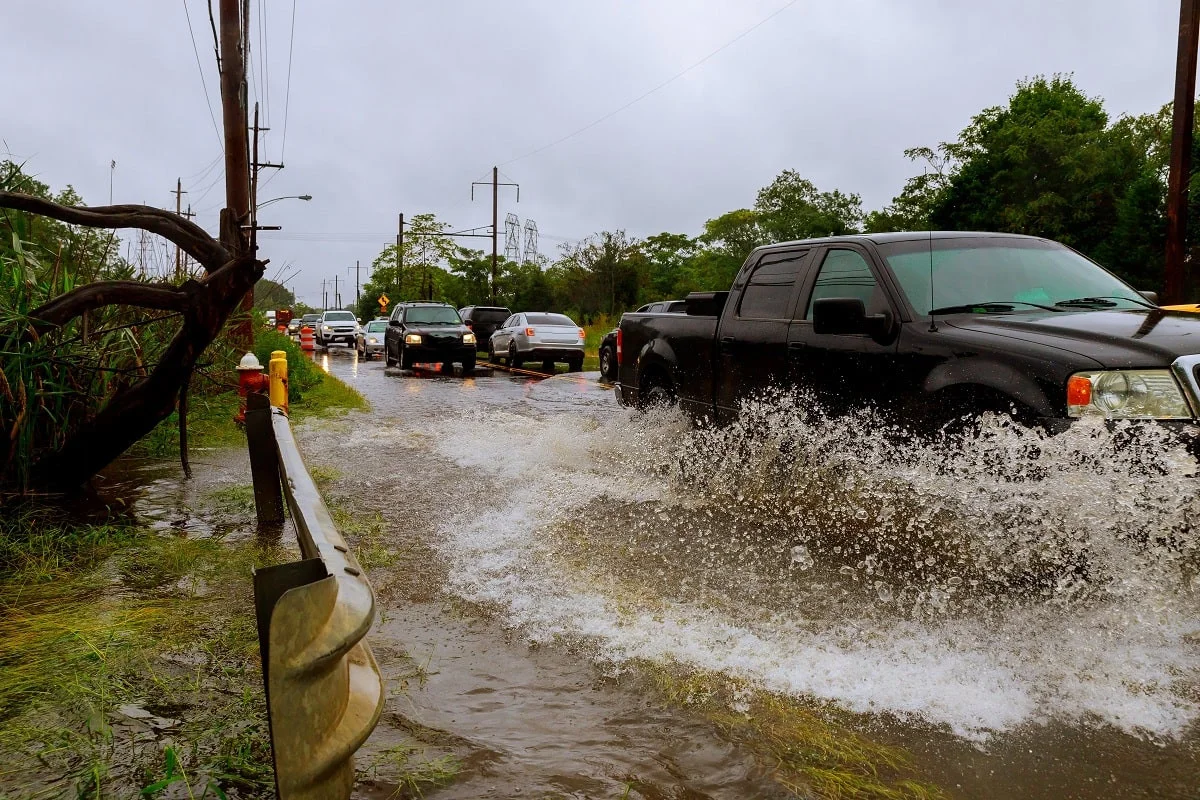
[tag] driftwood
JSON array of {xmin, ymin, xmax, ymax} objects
[{"xmin": 0, "ymin": 192, "xmax": 260, "ymax": 490}]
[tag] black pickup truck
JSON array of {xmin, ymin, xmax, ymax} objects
[{"xmin": 616, "ymin": 232, "xmax": 1200, "ymax": 433}]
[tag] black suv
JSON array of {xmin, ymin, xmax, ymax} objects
[
  {"xmin": 598, "ymin": 300, "xmax": 685, "ymax": 381},
  {"xmin": 459, "ymin": 306, "xmax": 512, "ymax": 352},
  {"xmin": 384, "ymin": 302, "xmax": 477, "ymax": 373}
]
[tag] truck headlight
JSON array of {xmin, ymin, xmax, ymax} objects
[
  {"xmin": 463, "ymin": 332, "xmax": 476, "ymax": 345},
  {"xmin": 404, "ymin": 333, "xmax": 422, "ymax": 345},
  {"xmin": 367, "ymin": 337, "xmax": 378, "ymax": 344},
  {"xmin": 1067, "ymin": 370, "xmax": 1192, "ymax": 419},
  {"xmin": 322, "ymin": 325, "xmax": 332, "ymax": 331}
]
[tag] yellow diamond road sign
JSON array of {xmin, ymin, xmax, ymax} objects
[{"xmin": 378, "ymin": 293, "xmax": 389, "ymax": 310}]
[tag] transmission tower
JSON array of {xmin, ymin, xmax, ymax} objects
[
  {"xmin": 504, "ymin": 213, "xmax": 521, "ymax": 261},
  {"xmin": 522, "ymin": 219, "xmax": 539, "ymax": 264}
]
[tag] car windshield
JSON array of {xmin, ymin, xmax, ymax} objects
[
  {"xmin": 471, "ymin": 308, "xmax": 511, "ymax": 323},
  {"xmin": 324, "ymin": 311, "xmax": 356, "ymax": 322},
  {"xmin": 404, "ymin": 306, "xmax": 461, "ymax": 325},
  {"xmin": 526, "ymin": 313, "xmax": 577, "ymax": 326},
  {"xmin": 302, "ymin": 314, "xmax": 320, "ymax": 322},
  {"xmin": 365, "ymin": 321, "xmax": 388, "ymax": 332},
  {"xmin": 877, "ymin": 237, "xmax": 1147, "ymax": 315}
]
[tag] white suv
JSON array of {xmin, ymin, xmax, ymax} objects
[{"xmin": 316, "ymin": 310, "xmax": 359, "ymax": 347}]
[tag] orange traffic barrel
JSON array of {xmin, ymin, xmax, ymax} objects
[{"xmin": 300, "ymin": 325, "xmax": 315, "ymax": 351}]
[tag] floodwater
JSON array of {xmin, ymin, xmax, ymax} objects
[{"xmin": 301, "ymin": 347, "xmax": 1199, "ymax": 798}]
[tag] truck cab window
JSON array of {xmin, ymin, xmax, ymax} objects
[
  {"xmin": 737, "ymin": 251, "xmax": 808, "ymax": 320},
  {"xmin": 806, "ymin": 249, "xmax": 883, "ymax": 318}
]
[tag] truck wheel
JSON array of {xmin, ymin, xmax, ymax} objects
[
  {"xmin": 640, "ymin": 373, "xmax": 675, "ymax": 409},
  {"xmin": 462, "ymin": 355, "xmax": 476, "ymax": 374},
  {"xmin": 385, "ymin": 345, "xmax": 396, "ymax": 367},
  {"xmin": 401, "ymin": 348, "xmax": 415, "ymax": 370},
  {"xmin": 599, "ymin": 346, "xmax": 614, "ymax": 379}
]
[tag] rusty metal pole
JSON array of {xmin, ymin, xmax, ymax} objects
[
  {"xmin": 491, "ymin": 166, "xmax": 498, "ymax": 304},
  {"xmin": 1166, "ymin": 0, "xmax": 1200, "ymax": 304},
  {"xmin": 219, "ymin": 0, "xmax": 252, "ymax": 343}
]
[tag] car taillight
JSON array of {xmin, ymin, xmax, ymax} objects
[
  {"xmin": 578, "ymin": 328, "xmax": 586, "ymax": 338},
  {"xmin": 616, "ymin": 328, "xmax": 623, "ymax": 365},
  {"xmin": 525, "ymin": 327, "xmax": 536, "ymax": 336}
]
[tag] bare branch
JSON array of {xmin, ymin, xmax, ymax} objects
[
  {"xmin": 29, "ymin": 280, "xmax": 194, "ymax": 331},
  {"xmin": 0, "ymin": 192, "xmax": 231, "ymax": 270}
]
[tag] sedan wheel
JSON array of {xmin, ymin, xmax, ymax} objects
[{"xmin": 509, "ymin": 343, "xmax": 523, "ymax": 369}]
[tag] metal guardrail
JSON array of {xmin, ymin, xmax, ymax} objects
[{"xmin": 245, "ymin": 392, "xmax": 385, "ymax": 799}]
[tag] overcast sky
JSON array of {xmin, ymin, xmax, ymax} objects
[{"xmin": 2, "ymin": 1, "xmax": 1185, "ymax": 307}]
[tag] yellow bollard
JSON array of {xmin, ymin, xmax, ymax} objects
[{"xmin": 269, "ymin": 350, "xmax": 289, "ymax": 414}]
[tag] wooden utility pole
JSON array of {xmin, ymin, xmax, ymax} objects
[
  {"xmin": 471, "ymin": 168, "xmax": 519, "ymax": 304},
  {"xmin": 396, "ymin": 213, "xmax": 404, "ymax": 300},
  {"xmin": 219, "ymin": 0, "xmax": 252, "ymax": 344},
  {"xmin": 172, "ymin": 178, "xmax": 187, "ymax": 280},
  {"xmin": 1166, "ymin": 0, "xmax": 1200, "ymax": 303},
  {"xmin": 491, "ymin": 166, "xmax": 498, "ymax": 303}
]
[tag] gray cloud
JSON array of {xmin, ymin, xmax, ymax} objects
[{"xmin": 2, "ymin": 1, "xmax": 1182, "ymax": 307}]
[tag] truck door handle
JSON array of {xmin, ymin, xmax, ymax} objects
[{"xmin": 719, "ymin": 336, "xmax": 735, "ymax": 351}]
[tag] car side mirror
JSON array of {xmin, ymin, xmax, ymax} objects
[
  {"xmin": 812, "ymin": 298, "xmax": 894, "ymax": 342},
  {"xmin": 1139, "ymin": 290, "xmax": 1159, "ymax": 304},
  {"xmin": 389, "ymin": 318, "xmax": 400, "ymax": 326}
]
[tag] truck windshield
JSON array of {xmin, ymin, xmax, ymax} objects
[
  {"xmin": 878, "ymin": 237, "xmax": 1148, "ymax": 315},
  {"xmin": 324, "ymin": 311, "xmax": 356, "ymax": 321},
  {"xmin": 405, "ymin": 306, "xmax": 462, "ymax": 325}
]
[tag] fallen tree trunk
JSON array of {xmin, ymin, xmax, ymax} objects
[{"xmin": 0, "ymin": 193, "xmax": 259, "ymax": 492}]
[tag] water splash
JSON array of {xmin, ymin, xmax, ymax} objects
[{"xmin": 430, "ymin": 390, "xmax": 1200, "ymax": 739}]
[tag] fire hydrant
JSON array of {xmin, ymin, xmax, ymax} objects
[{"xmin": 235, "ymin": 352, "xmax": 270, "ymax": 423}]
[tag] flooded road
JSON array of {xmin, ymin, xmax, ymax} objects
[{"xmin": 300, "ymin": 346, "xmax": 1199, "ymax": 798}]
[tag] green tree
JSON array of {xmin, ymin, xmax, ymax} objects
[
  {"xmin": 252, "ymin": 278, "xmax": 294, "ymax": 311},
  {"xmin": 754, "ymin": 170, "xmax": 864, "ymax": 241}
]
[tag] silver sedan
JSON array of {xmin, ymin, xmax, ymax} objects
[
  {"xmin": 489, "ymin": 312, "xmax": 585, "ymax": 371},
  {"xmin": 355, "ymin": 319, "xmax": 389, "ymax": 359}
]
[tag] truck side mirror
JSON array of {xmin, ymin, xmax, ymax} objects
[
  {"xmin": 1139, "ymin": 290, "xmax": 1159, "ymax": 304},
  {"xmin": 813, "ymin": 298, "xmax": 868, "ymax": 334},
  {"xmin": 813, "ymin": 298, "xmax": 895, "ymax": 342}
]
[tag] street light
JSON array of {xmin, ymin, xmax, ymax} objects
[{"xmin": 256, "ymin": 194, "xmax": 312, "ymax": 210}]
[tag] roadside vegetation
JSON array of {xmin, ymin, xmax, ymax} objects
[
  {"xmin": 638, "ymin": 663, "xmax": 943, "ymax": 800},
  {"xmin": 355, "ymin": 75, "xmax": 1199, "ymax": 327}
]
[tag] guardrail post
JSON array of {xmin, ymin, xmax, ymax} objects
[
  {"xmin": 245, "ymin": 392, "xmax": 285, "ymax": 525},
  {"xmin": 250, "ymin": 403, "xmax": 385, "ymax": 799}
]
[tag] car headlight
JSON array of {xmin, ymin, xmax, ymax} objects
[
  {"xmin": 1067, "ymin": 370, "xmax": 1192, "ymax": 419},
  {"xmin": 463, "ymin": 332, "xmax": 476, "ymax": 345},
  {"xmin": 405, "ymin": 333, "xmax": 422, "ymax": 345},
  {"xmin": 367, "ymin": 337, "xmax": 378, "ymax": 344},
  {"xmin": 322, "ymin": 325, "xmax": 331, "ymax": 331}
]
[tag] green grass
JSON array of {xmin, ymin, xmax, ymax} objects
[
  {"xmin": 639, "ymin": 663, "xmax": 944, "ymax": 800},
  {"xmin": 0, "ymin": 502, "xmax": 283, "ymax": 798}
]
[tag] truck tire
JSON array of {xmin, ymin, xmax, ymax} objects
[
  {"xmin": 640, "ymin": 371, "xmax": 675, "ymax": 409},
  {"xmin": 401, "ymin": 348, "xmax": 415, "ymax": 370},
  {"xmin": 599, "ymin": 346, "xmax": 615, "ymax": 380},
  {"xmin": 385, "ymin": 345, "xmax": 396, "ymax": 367},
  {"xmin": 462, "ymin": 355, "xmax": 476, "ymax": 374}
]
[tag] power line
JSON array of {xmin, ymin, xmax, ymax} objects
[
  {"xmin": 279, "ymin": 0, "xmax": 297, "ymax": 160},
  {"xmin": 498, "ymin": 0, "xmax": 799, "ymax": 167},
  {"xmin": 182, "ymin": 0, "xmax": 225, "ymax": 152}
]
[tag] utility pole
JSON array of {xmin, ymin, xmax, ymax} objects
[
  {"xmin": 333, "ymin": 275, "xmax": 341, "ymax": 309},
  {"xmin": 172, "ymin": 178, "xmax": 188, "ymax": 280},
  {"xmin": 396, "ymin": 213, "xmax": 404, "ymax": 300},
  {"xmin": 322, "ymin": 279, "xmax": 327, "ymax": 311},
  {"xmin": 1166, "ymin": 0, "xmax": 1200, "ymax": 304},
  {"xmin": 218, "ymin": 0, "xmax": 251, "ymax": 344},
  {"xmin": 472, "ymin": 168, "xmax": 519, "ymax": 304},
  {"xmin": 350, "ymin": 260, "xmax": 361, "ymax": 307}
]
